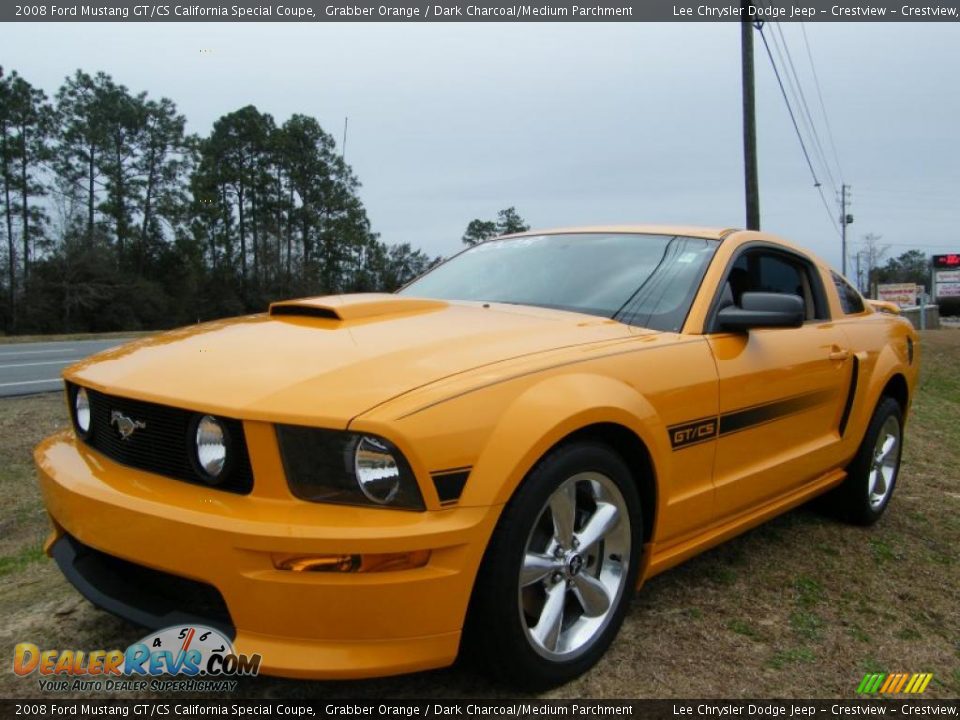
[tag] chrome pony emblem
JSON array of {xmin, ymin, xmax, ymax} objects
[{"xmin": 110, "ymin": 410, "xmax": 146, "ymax": 440}]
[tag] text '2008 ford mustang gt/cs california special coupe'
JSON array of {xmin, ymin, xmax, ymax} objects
[{"xmin": 35, "ymin": 226, "xmax": 918, "ymax": 687}]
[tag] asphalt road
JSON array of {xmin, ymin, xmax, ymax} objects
[{"xmin": 0, "ymin": 339, "xmax": 132, "ymax": 398}]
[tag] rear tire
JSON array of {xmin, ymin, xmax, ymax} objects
[
  {"xmin": 834, "ymin": 396, "xmax": 903, "ymax": 526},
  {"xmin": 464, "ymin": 442, "xmax": 642, "ymax": 689}
]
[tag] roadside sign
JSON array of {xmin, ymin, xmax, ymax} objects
[
  {"xmin": 932, "ymin": 253, "xmax": 960, "ymax": 301},
  {"xmin": 932, "ymin": 254, "xmax": 960, "ymax": 269},
  {"xmin": 878, "ymin": 283, "xmax": 918, "ymax": 308}
]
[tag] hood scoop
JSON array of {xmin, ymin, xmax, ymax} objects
[{"xmin": 269, "ymin": 293, "xmax": 448, "ymax": 322}]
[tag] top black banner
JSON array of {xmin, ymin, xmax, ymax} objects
[{"xmin": 3, "ymin": 0, "xmax": 959, "ymax": 22}]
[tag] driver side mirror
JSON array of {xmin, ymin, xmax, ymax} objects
[{"xmin": 718, "ymin": 291, "xmax": 804, "ymax": 331}]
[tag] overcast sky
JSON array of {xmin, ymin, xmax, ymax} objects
[{"xmin": 4, "ymin": 21, "xmax": 959, "ymax": 273}]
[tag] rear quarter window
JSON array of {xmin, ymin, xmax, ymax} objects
[{"xmin": 831, "ymin": 271, "xmax": 865, "ymax": 315}]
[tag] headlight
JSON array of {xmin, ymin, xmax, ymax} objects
[
  {"xmin": 276, "ymin": 426, "xmax": 424, "ymax": 510},
  {"xmin": 74, "ymin": 387, "xmax": 91, "ymax": 435},
  {"xmin": 354, "ymin": 436, "xmax": 402, "ymax": 504},
  {"xmin": 194, "ymin": 415, "xmax": 228, "ymax": 481}
]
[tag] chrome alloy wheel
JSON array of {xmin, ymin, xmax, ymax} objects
[
  {"xmin": 868, "ymin": 415, "xmax": 900, "ymax": 510},
  {"xmin": 518, "ymin": 471, "xmax": 631, "ymax": 660}
]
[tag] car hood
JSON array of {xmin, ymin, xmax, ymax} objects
[{"xmin": 65, "ymin": 294, "xmax": 637, "ymax": 427}]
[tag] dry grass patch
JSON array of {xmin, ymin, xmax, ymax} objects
[{"xmin": 0, "ymin": 394, "xmax": 67, "ymax": 564}]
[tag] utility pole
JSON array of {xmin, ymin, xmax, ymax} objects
[
  {"xmin": 839, "ymin": 184, "xmax": 852, "ymax": 275},
  {"xmin": 342, "ymin": 116, "xmax": 348, "ymax": 160},
  {"xmin": 741, "ymin": 6, "xmax": 760, "ymax": 231}
]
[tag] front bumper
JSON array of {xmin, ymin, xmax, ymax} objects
[{"xmin": 35, "ymin": 431, "xmax": 501, "ymax": 679}]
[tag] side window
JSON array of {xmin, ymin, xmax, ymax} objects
[
  {"xmin": 831, "ymin": 271, "xmax": 865, "ymax": 315},
  {"xmin": 725, "ymin": 249, "xmax": 826, "ymax": 321},
  {"xmin": 758, "ymin": 255, "xmax": 805, "ymax": 296}
]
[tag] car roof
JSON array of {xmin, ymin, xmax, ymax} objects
[
  {"xmin": 491, "ymin": 225, "xmax": 837, "ymax": 283},
  {"xmin": 499, "ymin": 225, "xmax": 741, "ymax": 241}
]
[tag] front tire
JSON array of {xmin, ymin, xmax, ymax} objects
[
  {"xmin": 465, "ymin": 442, "xmax": 642, "ymax": 689},
  {"xmin": 836, "ymin": 396, "xmax": 903, "ymax": 526}
]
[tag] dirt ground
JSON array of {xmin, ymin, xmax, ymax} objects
[{"xmin": 1, "ymin": 331, "xmax": 957, "ymax": 700}]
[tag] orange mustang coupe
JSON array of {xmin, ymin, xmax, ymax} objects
[{"xmin": 36, "ymin": 226, "xmax": 918, "ymax": 687}]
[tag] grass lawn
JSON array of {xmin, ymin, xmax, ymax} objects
[{"xmin": 1, "ymin": 331, "xmax": 957, "ymax": 699}]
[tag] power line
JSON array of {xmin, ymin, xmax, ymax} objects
[
  {"xmin": 799, "ymin": 23, "xmax": 844, "ymax": 182},
  {"xmin": 817, "ymin": 184, "xmax": 841, "ymax": 236},
  {"xmin": 771, "ymin": 23, "xmax": 837, "ymax": 192},
  {"xmin": 766, "ymin": 24, "xmax": 820, "ymax": 180},
  {"xmin": 754, "ymin": 0, "xmax": 838, "ymax": 190},
  {"xmin": 756, "ymin": 23, "xmax": 841, "ymax": 238},
  {"xmin": 757, "ymin": 26, "xmax": 819, "ymax": 183},
  {"xmin": 754, "ymin": 1, "xmax": 846, "ymax": 245}
]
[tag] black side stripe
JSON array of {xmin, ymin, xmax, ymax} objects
[
  {"xmin": 668, "ymin": 389, "xmax": 835, "ymax": 451},
  {"xmin": 718, "ymin": 389, "xmax": 835, "ymax": 437},
  {"xmin": 838, "ymin": 356, "xmax": 859, "ymax": 437}
]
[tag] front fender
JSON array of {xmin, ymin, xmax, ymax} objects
[
  {"xmin": 351, "ymin": 335, "xmax": 718, "ymax": 528},
  {"xmin": 353, "ymin": 369, "xmax": 670, "ymax": 514},
  {"xmin": 456, "ymin": 372, "xmax": 667, "ymax": 508}
]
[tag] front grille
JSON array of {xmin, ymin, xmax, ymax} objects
[{"xmin": 73, "ymin": 385, "xmax": 254, "ymax": 494}]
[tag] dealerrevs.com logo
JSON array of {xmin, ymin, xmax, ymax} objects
[{"xmin": 13, "ymin": 625, "xmax": 261, "ymax": 693}]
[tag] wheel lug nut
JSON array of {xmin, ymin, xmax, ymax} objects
[
  {"xmin": 572, "ymin": 538, "xmax": 580, "ymax": 549},
  {"xmin": 552, "ymin": 572, "xmax": 563, "ymax": 584}
]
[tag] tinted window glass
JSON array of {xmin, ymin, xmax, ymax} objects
[
  {"xmin": 730, "ymin": 253, "xmax": 804, "ymax": 297},
  {"xmin": 725, "ymin": 250, "xmax": 825, "ymax": 320},
  {"xmin": 401, "ymin": 233, "xmax": 719, "ymax": 331},
  {"xmin": 831, "ymin": 271, "xmax": 865, "ymax": 314}
]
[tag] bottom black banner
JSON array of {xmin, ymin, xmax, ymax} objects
[{"xmin": 1, "ymin": 699, "xmax": 959, "ymax": 720}]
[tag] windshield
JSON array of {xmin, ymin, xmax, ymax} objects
[{"xmin": 400, "ymin": 233, "xmax": 719, "ymax": 332}]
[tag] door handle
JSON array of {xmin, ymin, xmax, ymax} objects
[{"xmin": 829, "ymin": 348, "xmax": 850, "ymax": 361}]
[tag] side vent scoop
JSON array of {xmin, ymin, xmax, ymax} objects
[{"xmin": 269, "ymin": 294, "xmax": 447, "ymax": 321}]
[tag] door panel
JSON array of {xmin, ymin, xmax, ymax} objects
[{"xmin": 708, "ymin": 322, "xmax": 852, "ymax": 522}]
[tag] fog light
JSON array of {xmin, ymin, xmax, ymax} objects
[
  {"xmin": 273, "ymin": 550, "xmax": 430, "ymax": 573},
  {"xmin": 74, "ymin": 387, "xmax": 91, "ymax": 435},
  {"xmin": 275, "ymin": 554, "xmax": 360, "ymax": 573}
]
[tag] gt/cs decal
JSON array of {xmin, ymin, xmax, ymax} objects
[
  {"xmin": 669, "ymin": 418, "xmax": 718, "ymax": 449},
  {"xmin": 669, "ymin": 389, "xmax": 836, "ymax": 451}
]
